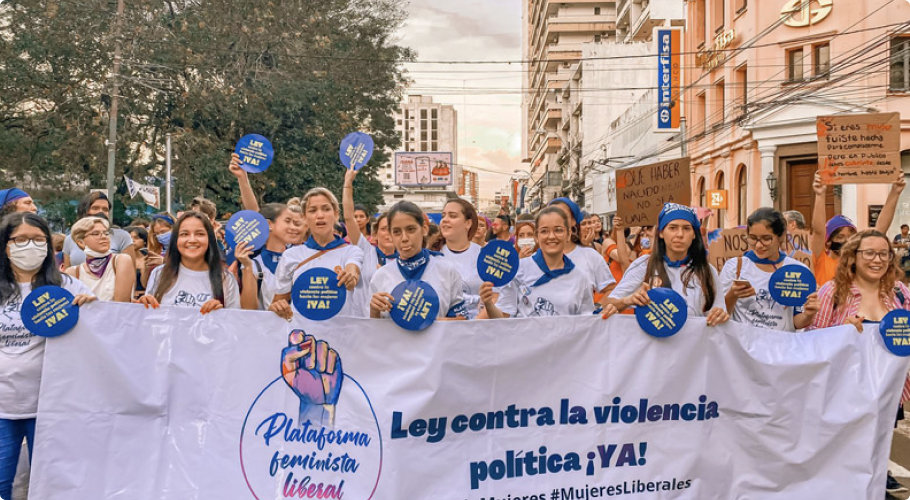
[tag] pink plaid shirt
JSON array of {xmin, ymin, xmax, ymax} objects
[{"xmin": 810, "ymin": 281, "xmax": 910, "ymax": 329}]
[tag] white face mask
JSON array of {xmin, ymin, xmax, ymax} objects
[
  {"xmin": 9, "ymin": 241, "xmax": 47, "ymax": 271},
  {"xmin": 84, "ymin": 247, "xmax": 112, "ymax": 259},
  {"xmin": 518, "ymin": 238, "xmax": 536, "ymax": 249}
]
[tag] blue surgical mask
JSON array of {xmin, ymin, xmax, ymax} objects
[
  {"xmin": 641, "ymin": 237, "xmax": 651, "ymax": 249},
  {"xmin": 157, "ymin": 231, "xmax": 172, "ymax": 248}
]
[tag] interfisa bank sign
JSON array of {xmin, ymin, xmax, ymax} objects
[{"xmin": 654, "ymin": 27, "xmax": 682, "ymax": 132}]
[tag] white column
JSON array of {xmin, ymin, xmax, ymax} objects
[{"xmin": 758, "ymin": 146, "xmax": 776, "ymax": 208}]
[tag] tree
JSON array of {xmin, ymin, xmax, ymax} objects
[{"xmin": 0, "ymin": 0, "xmax": 411, "ymax": 224}]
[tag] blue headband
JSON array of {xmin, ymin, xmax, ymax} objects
[
  {"xmin": 549, "ymin": 197, "xmax": 582, "ymax": 225},
  {"xmin": 658, "ymin": 203, "xmax": 700, "ymax": 231},
  {"xmin": 152, "ymin": 214, "xmax": 175, "ymax": 225},
  {"xmin": 0, "ymin": 188, "xmax": 29, "ymax": 207}
]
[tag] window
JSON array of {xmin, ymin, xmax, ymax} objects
[
  {"xmin": 737, "ymin": 165, "xmax": 748, "ymax": 225},
  {"xmin": 697, "ymin": 177, "xmax": 707, "ymax": 208},
  {"xmin": 713, "ymin": 0, "xmax": 725, "ymax": 34},
  {"xmin": 697, "ymin": 92, "xmax": 707, "ymax": 134},
  {"xmin": 714, "ymin": 79, "xmax": 725, "ymax": 126},
  {"xmin": 814, "ymin": 43, "xmax": 830, "ymax": 78},
  {"xmin": 787, "ymin": 48, "xmax": 804, "ymax": 82},
  {"xmin": 736, "ymin": 65, "xmax": 748, "ymax": 111},
  {"xmin": 716, "ymin": 171, "xmax": 726, "ymax": 229},
  {"xmin": 891, "ymin": 37, "xmax": 910, "ymax": 91},
  {"xmin": 594, "ymin": 34, "xmax": 602, "ymax": 43},
  {"xmin": 695, "ymin": 0, "xmax": 706, "ymax": 48},
  {"xmin": 594, "ymin": 6, "xmax": 601, "ymax": 15},
  {"xmin": 735, "ymin": 0, "xmax": 746, "ymax": 13}
]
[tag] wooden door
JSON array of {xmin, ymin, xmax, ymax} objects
[{"xmin": 787, "ymin": 160, "xmax": 835, "ymax": 224}]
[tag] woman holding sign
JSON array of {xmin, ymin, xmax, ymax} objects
[
  {"xmin": 369, "ymin": 201, "xmax": 466, "ymax": 320},
  {"xmin": 481, "ymin": 207, "xmax": 594, "ymax": 318},
  {"xmin": 439, "ymin": 199, "xmax": 485, "ymax": 319},
  {"xmin": 65, "ymin": 217, "xmax": 135, "ymax": 302},
  {"xmin": 810, "ymin": 230, "xmax": 910, "ymax": 331},
  {"xmin": 719, "ymin": 208, "xmax": 819, "ymax": 331},
  {"xmin": 604, "ymin": 203, "xmax": 728, "ymax": 325},
  {"xmin": 270, "ymin": 188, "xmax": 364, "ymax": 319},
  {"xmin": 0, "ymin": 213, "xmax": 95, "ymax": 500},
  {"xmin": 139, "ymin": 212, "xmax": 242, "ymax": 312}
]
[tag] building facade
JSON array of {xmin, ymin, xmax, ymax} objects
[
  {"xmin": 458, "ymin": 169, "xmax": 480, "ymax": 208},
  {"xmin": 684, "ymin": 0, "xmax": 910, "ymax": 230},
  {"xmin": 378, "ymin": 95, "xmax": 462, "ymax": 212}
]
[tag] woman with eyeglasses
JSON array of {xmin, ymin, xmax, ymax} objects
[
  {"xmin": 719, "ymin": 208, "xmax": 818, "ymax": 331},
  {"xmin": 548, "ymin": 198, "xmax": 616, "ymax": 302},
  {"xmin": 481, "ymin": 207, "xmax": 593, "ymax": 318},
  {"xmin": 0, "ymin": 213, "xmax": 95, "ymax": 500},
  {"xmin": 809, "ymin": 229, "xmax": 910, "ymax": 331},
  {"xmin": 62, "ymin": 192, "xmax": 136, "ymax": 269},
  {"xmin": 64, "ymin": 217, "xmax": 135, "ymax": 302}
]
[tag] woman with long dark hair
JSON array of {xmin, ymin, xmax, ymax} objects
[
  {"xmin": 439, "ymin": 198, "xmax": 484, "ymax": 318},
  {"xmin": 138, "ymin": 211, "xmax": 242, "ymax": 312},
  {"xmin": 604, "ymin": 203, "xmax": 728, "ymax": 325},
  {"xmin": 243, "ymin": 203, "xmax": 304, "ymax": 310},
  {"xmin": 0, "ymin": 213, "xmax": 94, "ymax": 500},
  {"xmin": 369, "ymin": 201, "xmax": 466, "ymax": 319},
  {"xmin": 720, "ymin": 208, "xmax": 818, "ymax": 331}
]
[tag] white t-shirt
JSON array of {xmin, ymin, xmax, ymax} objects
[
  {"xmin": 146, "ymin": 265, "xmax": 241, "ymax": 309},
  {"xmin": 369, "ymin": 256, "xmax": 466, "ymax": 319},
  {"xmin": 251, "ymin": 252, "xmax": 280, "ymax": 310},
  {"xmin": 568, "ymin": 245, "xmax": 616, "ymax": 293},
  {"xmin": 0, "ymin": 277, "xmax": 92, "ymax": 418},
  {"xmin": 719, "ymin": 256, "xmax": 806, "ymax": 332},
  {"xmin": 610, "ymin": 255, "xmax": 725, "ymax": 317},
  {"xmin": 442, "ymin": 243, "xmax": 484, "ymax": 319},
  {"xmin": 64, "ymin": 227, "xmax": 133, "ymax": 266},
  {"xmin": 494, "ymin": 257, "xmax": 595, "ymax": 318},
  {"xmin": 274, "ymin": 244, "xmax": 366, "ymax": 318}
]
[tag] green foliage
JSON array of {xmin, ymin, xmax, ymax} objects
[{"xmin": 0, "ymin": 0, "xmax": 411, "ymax": 223}]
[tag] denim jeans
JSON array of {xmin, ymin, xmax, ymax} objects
[{"xmin": 0, "ymin": 418, "xmax": 35, "ymax": 500}]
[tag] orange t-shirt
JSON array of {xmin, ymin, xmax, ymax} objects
[
  {"xmin": 604, "ymin": 244, "xmax": 624, "ymax": 282},
  {"xmin": 814, "ymin": 251, "xmax": 838, "ymax": 286}
]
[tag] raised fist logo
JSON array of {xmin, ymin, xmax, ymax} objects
[{"xmin": 281, "ymin": 329, "xmax": 343, "ymax": 427}]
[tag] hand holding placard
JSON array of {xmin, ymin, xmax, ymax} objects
[
  {"xmin": 21, "ymin": 286, "xmax": 92, "ymax": 337},
  {"xmin": 390, "ymin": 280, "xmax": 440, "ymax": 331},
  {"xmin": 292, "ymin": 268, "xmax": 347, "ymax": 321},
  {"xmin": 768, "ymin": 265, "xmax": 816, "ymax": 307},
  {"xmin": 340, "ymin": 132, "xmax": 375, "ymax": 171},
  {"xmin": 476, "ymin": 240, "xmax": 519, "ymax": 287},
  {"xmin": 634, "ymin": 288, "xmax": 688, "ymax": 338},
  {"xmin": 234, "ymin": 134, "xmax": 274, "ymax": 173}
]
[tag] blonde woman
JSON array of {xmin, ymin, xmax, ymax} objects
[{"xmin": 65, "ymin": 217, "xmax": 135, "ymax": 302}]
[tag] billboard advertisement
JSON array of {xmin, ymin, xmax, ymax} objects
[
  {"xmin": 655, "ymin": 27, "xmax": 682, "ymax": 132},
  {"xmin": 395, "ymin": 152, "xmax": 454, "ymax": 187}
]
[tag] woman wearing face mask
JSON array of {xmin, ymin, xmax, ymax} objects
[
  {"xmin": 514, "ymin": 218, "xmax": 538, "ymax": 258},
  {"xmin": 62, "ymin": 192, "xmax": 136, "ymax": 269},
  {"xmin": 141, "ymin": 213, "xmax": 174, "ymax": 289},
  {"xmin": 65, "ymin": 217, "xmax": 135, "ymax": 302},
  {"xmin": 473, "ymin": 216, "xmax": 492, "ymax": 247},
  {"xmin": 369, "ymin": 201, "xmax": 466, "ymax": 319},
  {"xmin": 548, "ymin": 198, "xmax": 616, "ymax": 303},
  {"xmin": 439, "ymin": 199, "xmax": 484, "ymax": 319},
  {"xmin": 0, "ymin": 213, "xmax": 94, "ymax": 500},
  {"xmin": 720, "ymin": 208, "xmax": 819, "ymax": 331},
  {"xmin": 603, "ymin": 203, "xmax": 729, "ymax": 326},
  {"xmin": 240, "ymin": 203, "xmax": 304, "ymax": 310},
  {"xmin": 270, "ymin": 188, "xmax": 364, "ymax": 320},
  {"xmin": 138, "ymin": 211, "xmax": 243, "ymax": 313},
  {"xmin": 481, "ymin": 207, "xmax": 594, "ymax": 318}
]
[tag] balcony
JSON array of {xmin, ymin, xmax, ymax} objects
[{"xmin": 545, "ymin": 109, "xmax": 562, "ymax": 128}]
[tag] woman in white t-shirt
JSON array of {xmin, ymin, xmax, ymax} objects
[
  {"xmin": 604, "ymin": 203, "xmax": 729, "ymax": 325},
  {"xmin": 369, "ymin": 201, "xmax": 466, "ymax": 319},
  {"xmin": 270, "ymin": 188, "xmax": 364, "ymax": 319},
  {"xmin": 0, "ymin": 213, "xmax": 95, "ymax": 500},
  {"xmin": 720, "ymin": 208, "xmax": 819, "ymax": 331},
  {"xmin": 481, "ymin": 207, "xmax": 594, "ymax": 318},
  {"xmin": 242, "ymin": 203, "xmax": 304, "ymax": 310},
  {"xmin": 139, "ymin": 211, "xmax": 243, "ymax": 312},
  {"xmin": 547, "ymin": 198, "xmax": 616, "ymax": 305},
  {"xmin": 439, "ymin": 199, "xmax": 485, "ymax": 319},
  {"xmin": 65, "ymin": 216, "xmax": 135, "ymax": 302}
]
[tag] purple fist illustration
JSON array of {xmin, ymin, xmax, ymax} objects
[{"xmin": 281, "ymin": 329, "xmax": 343, "ymax": 427}]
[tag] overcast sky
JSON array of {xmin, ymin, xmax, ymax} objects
[{"xmin": 395, "ymin": 0, "xmax": 522, "ymax": 201}]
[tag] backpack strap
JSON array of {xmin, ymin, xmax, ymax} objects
[
  {"xmin": 736, "ymin": 257, "xmax": 743, "ymax": 280},
  {"xmin": 292, "ymin": 245, "xmax": 345, "ymax": 274}
]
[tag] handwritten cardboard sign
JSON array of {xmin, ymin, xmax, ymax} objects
[
  {"xmin": 817, "ymin": 112, "xmax": 901, "ymax": 185},
  {"xmin": 616, "ymin": 158, "xmax": 692, "ymax": 226},
  {"xmin": 707, "ymin": 228, "xmax": 812, "ymax": 271}
]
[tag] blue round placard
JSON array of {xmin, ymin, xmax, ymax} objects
[
  {"xmin": 226, "ymin": 210, "xmax": 270, "ymax": 253},
  {"xmin": 21, "ymin": 286, "xmax": 80, "ymax": 338},
  {"xmin": 476, "ymin": 240, "xmax": 520, "ymax": 287},
  {"xmin": 234, "ymin": 134, "xmax": 274, "ymax": 173},
  {"xmin": 389, "ymin": 280, "xmax": 440, "ymax": 331},
  {"xmin": 768, "ymin": 265, "xmax": 816, "ymax": 307},
  {"xmin": 339, "ymin": 132, "xmax": 374, "ymax": 171},
  {"xmin": 292, "ymin": 268, "xmax": 347, "ymax": 321},
  {"xmin": 635, "ymin": 288, "xmax": 688, "ymax": 338},
  {"xmin": 880, "ymin": 309, "xmax": 910, "ymax": 357}
]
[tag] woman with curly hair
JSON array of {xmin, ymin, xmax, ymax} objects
[{"xmin": 808, "ymin": 229, "xmax": 910, "ymax": 331}]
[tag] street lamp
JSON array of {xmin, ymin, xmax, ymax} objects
[{"xmin": 766, "ymin": 171, "xmax": 778, "ymax": 202}]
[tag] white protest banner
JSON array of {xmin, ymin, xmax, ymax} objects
[
  {"xmin": 123, "ymin": 175, "xmax": 160, "ymax": 209},
  {"xmin": 30, "ymin": 304, "xmax": 908, "ymax": 499}
]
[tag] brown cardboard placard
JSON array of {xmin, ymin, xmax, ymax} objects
[
  {"xmin": 708, "ymin": 228, "xmax": 812, "ymax": 271},
  {"xmin": 616, "ymin": 158, "xmax": 692, "ymax": 226},
  {"xmin": 817, "ymin": 112, "xmax": 901, "ymax": 185}
]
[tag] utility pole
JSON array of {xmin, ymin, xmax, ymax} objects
[
  {"xmin": 165, "ymin": 133, "xmax": 173, "ymax": 215},
  {"xmin": 105, "ymin": 0, "xmax": 126, "ymax": 220}
]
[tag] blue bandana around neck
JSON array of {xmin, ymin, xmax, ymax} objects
[
  {"xmin": 397, "ymin": 248, "xmax": 434, "ymax": 281},
  {"xmin": 744, "ymin": 250, "xmax": 786, "ymax": 266},
  {"xmin": 663, "ymin": 255, "xmax": 691, "ymax": 268},
  {"xmin": 531, "ymin": 249, "xmax": 576, "ymax": 287},
  {"xmin": 259, "ymin": 247, "xmax": 283, "ymax": 274},
  {"xmin": 376, "ymin": 246, "xmax": 399, "ymax": 267},
  {"xmin": 305, "ymin": 235, "xmax": 346, "ymax": 252}
]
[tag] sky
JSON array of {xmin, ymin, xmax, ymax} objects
[{"xmin": 394, "ymin": 0, "xmax": 523, "ymax": 201}]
